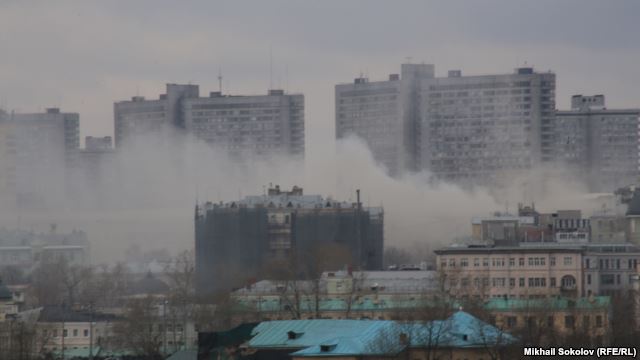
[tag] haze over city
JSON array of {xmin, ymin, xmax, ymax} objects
[{"xmin": 1, "ymin": 1, "xmax": 640, "ymax": 358}]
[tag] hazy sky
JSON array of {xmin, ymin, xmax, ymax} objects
[
  {"xmin": 1, "ymin": 0, "xmax": 639, "ymax": 151},
  {"xmin": 3, "ymin": 0, "xmax": 636, "ymax": 260}
]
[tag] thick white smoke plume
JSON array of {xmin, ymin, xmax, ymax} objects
[{"xmin": 0, "ymin": 129, "xmax": 610, "ymax": 263}]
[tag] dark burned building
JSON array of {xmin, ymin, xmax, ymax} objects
[{"xmin": 195, "ymin": 185, "xmax": 384, "ymax": 295}]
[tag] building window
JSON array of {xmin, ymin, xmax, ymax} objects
[
  {"xmin": 474, "ymin": 258, "xmax": 480, "ymax": 267},
  {"xmin": 519, "ymin": 258, "xmax": 525, "ymax": 266},
  {"xmin": 596, "ymin": 315, "xmax": 603, "ymax": 328},
  {"xmin": 509, "ymin": 278, "xmax": 515, "ymax": 287},
  {"xmin": 73, "ymin": 329, "xmax": 78, "ymax": 337},
  {"xmin": 509, "ymin": 258, "xmax": 515, "ymax": 266},
  {"xmin": 601, "ymin": 274, "xmax": 615, "ymax": 285},
  {"xmin": 550, "ymin": 256, "xmax": 556, "ymax": 266},
  {"xmin": 587, "ymin": 274, "xmax": 591, "ymax": 285},
  {"xmin": 586, "ymin": 259, "xmax": 590, "ymax": 268},
  {"xmin": 564, "ymin": 257, "xmax": 572, "ymax": 266},
  {"xmin": 519, "ymin": 278, "xmax": 525, "ymax": 287},
  {"xmin": 483, "ymin": 258, "xmax": 489, "ymax": 267},
  {"xmin": 461, "ymin": 258, "xmax": 469, "ymax": 267},
  {"xmin": 565, "ymin": 315, "xmax": 575, "ymax": 328},
  {"xmin": 84, "ymin": 329, "xmax": 89, "ymax": 337},
  {"xmin": 550, "ymin": 277, "xmax": 556, "ymax": 287},
  {"xmin": 63, "ymin": 329, "xmax": 68, "ymax": 338}
]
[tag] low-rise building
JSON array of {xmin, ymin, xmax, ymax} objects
[
  {"xmin": 435, "ymin": 245, "xmax": 583, "ymax": 299},
  {"xmin": 0, "ymin": 228, "xmax": 89, "ymax": 273},
  {"xmin": 436, "ymin": 242, "xmax": 640, "ymax": 299},
  {"xmin": 486, "ymin": 296, "xmax": 611, "ymax": 346}
]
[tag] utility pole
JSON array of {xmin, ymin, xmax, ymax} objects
[
  {"xmin": 163, "ymin": 300, "xmax": 168, "ymax": 356},
  {"xmin": 89, "ymin": 301, "xmax": 94, "ymax": 360},
  {"xmin": 355, "ymin": 189, "xmax": 362, "ymax": 269}
]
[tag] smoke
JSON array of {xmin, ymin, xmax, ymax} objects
[{"xmin": 0, "ymin": 127, "xmax": 613, "ymax": 264}]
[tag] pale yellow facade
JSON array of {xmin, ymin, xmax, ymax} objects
[{"xmin": 435, "ymin": 247, "xmax": 584, "ymax": 299}]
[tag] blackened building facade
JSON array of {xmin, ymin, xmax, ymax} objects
[{"xmin": 195, "ymin": 186, "xmax": 383, "ymax": 295}]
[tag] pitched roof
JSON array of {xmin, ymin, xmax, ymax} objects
[
  {"xmin": 249, "ymin": 311, "xmax": 517, "ymax": 357},
  {"xmin": 249, "ymin": 319, "xmax": 401, "ymax": 351},
  {"xmin": 127, "ymin": 272, "xmax": 170, "ymax": 296},
  {"xmin": 37, "ymin": 306, "xmax": 118, "ymax": 323}
]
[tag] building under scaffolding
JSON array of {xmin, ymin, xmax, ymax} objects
[{"xmin": 195, "ymin": 185, "xmax": 384, "ymax": 295}]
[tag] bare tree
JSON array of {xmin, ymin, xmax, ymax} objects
[
  {"xmin": 112, "ymin": 295, "xmax": 164, "ymax": 359},
  {"xmin": 164, "ymin": 250, "xmax": 196, "ymax": 351}
]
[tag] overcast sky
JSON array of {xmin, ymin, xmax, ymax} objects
[{"xmin": 1, "ymin": 0, "xmax": 639, "ymax": 151}]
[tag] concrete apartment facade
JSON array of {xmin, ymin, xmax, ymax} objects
[
  {"xmin": 114, "ymin": 84, "xmax": 304, "ymax": 157},
  {"xmin": 335, "ymin": 65, "xmax": 555, "ymax": 185},
  {"xmin": 183, "ymin": 89, "xmax": 304, "ymax": 157},
  {"xmin": 554, "ymin": 95, "xmax": 640, "ymax": 192},
  {"xmin": 335, "ymin": 64, "xmax": 433, "ymax": 175},
  {"xmin": 113, "ymin": 84, "xmax": 198, "ymax": 148},
  {"xmin": 419, "ymin": 67, "xmax": 556, "ymax": 186},
  {"xmin": 0, "ymin": 108, "xmax": 79, "ymax": 208}
]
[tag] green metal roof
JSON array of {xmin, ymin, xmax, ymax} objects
[
  {"xmin": 237, "ymin": 295, "xmax": 611, "ymax": 314},
  {"xmin": 250, "ymin": 319, "xmax": 400, "ymax": 350},
  {"xmin": 484, "ymin": 296, "xmax": 610, "ymax": 311},
  {"xmin": 250, "ymin": 311, "xmax": 517, "ymax": 357}
]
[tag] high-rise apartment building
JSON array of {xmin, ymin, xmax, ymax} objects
[
  {"xmin": 114, "ymin": 85, "xmax": 305, "ymax": 157},
  {"xmin": 0, "ymin": 108, "xmax": 79, "ymax": 208},
  {"xmin": 335, "ymin": 65, "xmax": 555, "ymax": 185},
  {"xmin": 335, "ymin": 64, "xmax": 433, "ymax": 175},
  {"xmin": 113, "ymin": 84, "xmax": 198, "ymax": 148},
  {"xmin": 419, "ymin": 67, "xmax": 556, "ymax": 186},
  {"xmin": 554, "ymin": 95, "xmax": 640, "ymax": 191},
  {"xmin": 183, "ymin": 89, "xmax": 304, "ymax": 157}
]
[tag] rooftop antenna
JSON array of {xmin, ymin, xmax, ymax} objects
[
  {"xmin": 218, "ymin": 67, "xmax": 223, "ymax": 94},
  {"xmin": 269, "ymin": 45, "xmax": 273, "ymax": 90},
  {"xmin": 285, "ymin": 64, "xmax": 289, "ymax": 93}
]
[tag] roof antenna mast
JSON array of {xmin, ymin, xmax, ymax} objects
[{"xmin": 269, "ymin": 45, "xmax": 273, "ymax": 90}]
